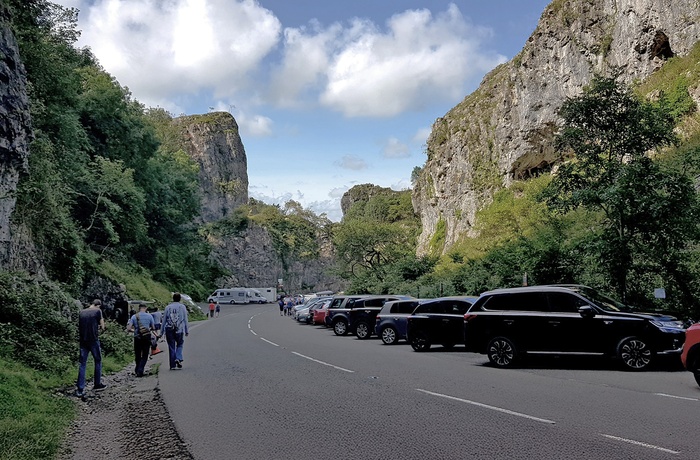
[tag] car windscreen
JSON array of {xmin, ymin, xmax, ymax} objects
[{"xmin": 572, "ymin": 286, "xmax": 629, "ymax": 312}]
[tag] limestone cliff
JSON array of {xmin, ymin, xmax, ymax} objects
[
  {"xmin": 208, "ymin": 223, "xmax": 345, "ymax": 293},
  {"xmin": 0, "ymin": 5, "xmax": 31, "ymax": 269},
  {"xmin": 413, "ymin": 0, "xmax": 700, "ymax": 255},
  {"xmin": 173, "ymin": 112, "xmax": 249, "ymax": 223}
]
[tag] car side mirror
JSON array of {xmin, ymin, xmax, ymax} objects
[{"xmin": 578, "ymin": 305, "xmax": 595, "ymax": 318}]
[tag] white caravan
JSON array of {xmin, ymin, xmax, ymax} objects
[{"xmin": 207, "ymin": 288, "xmax": 250, "ymax": 304}]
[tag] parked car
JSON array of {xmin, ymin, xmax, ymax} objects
[
  {"xmin": 329, "ymin": 295, "xmax": 413, "ymax": 338},
  {"xmin": 324, "ymin": 295, "xmax": 370, "ymax": 327},
  {"xmin": 406, "ymin": 296, "xmax": 479, "ymax": 351},
  {"xmin": 681, "ymin": 322, "xmax": 700, "ymax": 387},
  {"xmin": 374, "ymin": 299, "xmax": 421, "ymax": 344},
  {"xmin": 313, "ymin": 299, "xmax": 333, "ymax": 325},
  {"xmin": 296, "ymin": 297, "xmax": 329, "ymax": 324},
  {"xmin": 463, "ymin": 285, "xmax": 685, "ymax": 370}
]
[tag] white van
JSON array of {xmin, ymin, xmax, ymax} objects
[{"xmin": 207, "ymin": 288, "xmax": 250, "ymax": 304}]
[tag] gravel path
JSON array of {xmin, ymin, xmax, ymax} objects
[{"xmin": 57, "ymin": 357, "xmax": 194, "ymax": 460}]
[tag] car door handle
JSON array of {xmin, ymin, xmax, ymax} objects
[
  {"xmin": 503, "ymin": 319, "xmax": 514, "ymax": 325},
  {"xmin": 548, "ymin": 320, "xmax": 561, "ymax": 325}
]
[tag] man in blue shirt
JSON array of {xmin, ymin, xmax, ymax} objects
[
  {"xmin": 159, "ymin": 292, "xmax": 189, "ymax": 370},
  {"xmin": 76, "ymin": 299, "xmax": 106, "ymax": 397},
  {"xmin": 126, "ymin": 303, "xmax": 155, "ymax": 377}
]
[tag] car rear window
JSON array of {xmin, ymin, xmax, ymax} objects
[{"xmin": 390, "ymin": 301, "xmax": 418, "ymax": 314}]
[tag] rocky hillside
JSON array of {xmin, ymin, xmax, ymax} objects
[
  {"xmin": 174, "ymin": 112, "xmax": 249, "ymax": 223},
  {"xmin": 0, "ymin": 5, "xmax": 30, "ymax": 269},
  {"xmin": 413, "ymin": 0, "xmax": 700, "ymax": 255}
]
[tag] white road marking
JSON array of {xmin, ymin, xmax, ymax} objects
[
  {"xmin": 415, "ymin": 389, "xmax": 556, "ymax": 424},
  {"xmin": 260, "ymin": 337, "xmax": 278, "ymax": 347},
  {"xmin": 655, "ymin": 393, "xmax": 699, "ymax": 402},
  {"xmin": 601, "ymin": 434, "xmax": 680, "ymax": 455},
  {"xmin": 291, "ymin": 352, "xmax": 355, "ymax": 373}
]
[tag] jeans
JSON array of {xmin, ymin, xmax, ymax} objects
[
  {"xmin": 133, "ymin": 335, "xmax": 151, "ymax": 376},
  {"xmin": 165, "ymin": 328, "xmax": 185, "ymax": 369},
  {"xmin": 77, "ymin": 340, "xmax": 102, "ymax": 391}
]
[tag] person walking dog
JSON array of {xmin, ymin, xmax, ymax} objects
[{"xmin": 160, "ymin": 293, "xmax": 189, "ymax": 370}]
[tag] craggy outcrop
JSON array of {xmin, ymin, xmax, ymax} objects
[
  {"xmin": 413, "ymin": 0, "xmax": 700, "ymax": 255},
  {"xmin": 208, "ymin": 223, "xmax": 345, "ymax": 293},
  {"xmin": 173, "ymin": 112, "xmax": 249, "ymax": 223},
  {"xmin": 0, "ymin": 5, "xmax": 31, "ymax": 269}
]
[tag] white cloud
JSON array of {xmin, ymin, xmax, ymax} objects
[
  {"xmin": 382, "ymin": 137, "xmax": 410, "ymax": 159},
  {"xmin": 412, "ymin": 127, "xmax": 432, "ymax": 144},
  {"xmin": 317, "ymin": 4, "xmax": 506, "ymax": 117},
  {"xmin": 69, "ymin": 0, "xmax": 281, "ymax": 108},
  {"xmin": 329, "ymin": 186, "xmax": 349, "ymax": 198},
  {"xmin": 268, "ymin": 21, "xmax": 341, "ymax": 107},
  {"xmin": 337, "ymin": 155, "xmax": 368, "ymax": 171}
]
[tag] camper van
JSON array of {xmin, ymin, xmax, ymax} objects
[
  {"xmin": 207, "ymin": 288, "xmax": 250, "ymax": 304},
  {"xmin": 248, "ymin": 287, "xmax": 277, "ymax": 303}
]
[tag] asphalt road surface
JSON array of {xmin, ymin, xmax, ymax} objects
[{"xmin": 158, "ymin": 303, "xmax": 700, "ymax": 460}]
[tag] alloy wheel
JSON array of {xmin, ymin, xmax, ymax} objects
[
  {"xmin": 381, "ymin": 327, "xmax": 397, "ymax": 345},
  {"xmin": 619, "ymin": 338, "xmax": 652, "ymax": 370},
  {"xmin": 487, "ymin": 337, "xmax": 516, "ymax": 367}
]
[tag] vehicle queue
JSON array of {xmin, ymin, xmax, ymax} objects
[{"xmin": 281, "ymin": 285, "xmax": 700, "ymax": 388}]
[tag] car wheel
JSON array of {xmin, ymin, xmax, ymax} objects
[
  {"xmin": 381, "ymin": 326, "xmax": 398, "ymax": 345},
  {"xmin": 355, "ymin": 321, "xmax": 371, "ymax": 340},
  {"xmin": 333, "ymin": 320, "xmax": 348, "ymax": 336},
  {"xmin": 617, "ymin": 337, "xmax": 653, "ymax": 370},
  {"xmin": 230, "ymin": 300, "xmax": 235, "ymax": 305},
  {"xmin": 410, "ymin": 332, "xmax": 431, "ymax": 352},
  {"xmin": 487, "ymin": 336, "xmax": 517, "ymax": 368}
]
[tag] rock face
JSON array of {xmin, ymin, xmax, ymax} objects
[
  {"xmin": 413, "ymin": 0, "xmax": 700, "ymax": 255},
  {"xmin": 0, "ymin": 6, "xmax": 31, "ymax": 269},
  {"xmin": 208, "ymin": 223, "xmax": 345, "ymax": 294},
  {"xmin": 340, "ymin": 183, "xmax": 393, "ymax": 215},
  {"xmin": 173, "ymin": 112, "xmax": 248, "ymax": 223}
]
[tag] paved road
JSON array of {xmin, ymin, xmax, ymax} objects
[{"xmin": 159, "ymin": 303, "xmax": 700, "ymax": 460}]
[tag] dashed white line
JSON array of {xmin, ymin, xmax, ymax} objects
[
  {"xmin": 655, "ymin": 393, "xmax": 699, "ymax": 402},
  {"xmin": 601, "ymin": 434, "xmax": 680, "ymax": 455},
  {"xmin": 416, "ymin": 389, "xmax": 556, "ymax": 424},
  {"xmin": 291, "ymin": 352, "xmax": 355, "ymax": 373},
  {"xmin": 260, "ymin": 337, "xmax": 279, "ymax": 347}
]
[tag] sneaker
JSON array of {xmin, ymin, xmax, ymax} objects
[
  {"xmin": 93, "ymin": 383, "xmax": 107, "ymax": 391},
  {"xmin": 75, "ymin": 389, "xmax": 85, "ymax": 397},
  {"xmin": 175, "ymin": 360, "xmax": 182, "ymax": 369}
]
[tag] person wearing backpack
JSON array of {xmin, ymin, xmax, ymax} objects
[
  {"xmin": 159, "ymin": 292, "xmax": 189, "ymax": 370},
  {"xmin": 126, "ymin": 303, "xmax": 155, "ymax": 377}
]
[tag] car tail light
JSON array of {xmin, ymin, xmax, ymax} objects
[{"xmin": 464, "ymin": 314, "xmax": 477, "ymax": 322}]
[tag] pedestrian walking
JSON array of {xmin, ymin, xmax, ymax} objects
[
  {"xmin": 209, "ymin": 301, "xmax": 215, "ymax": 318},
  {"xmin": 159, "ymin": 292, "xmax": 189, "ymax": 370},
  {"xmin": 76, "ymin": 299, "xmax": 107, "ymax": 397},
  {"xmin": 278, "ymin": 297, "xmax": 284, "ymax": 315},
  {"xmin": 148, "ymin": 306, "xmax": 163, "ymax": 356},
  {"xmin": 215, "ymin": 302, "xmax": 220, "ymax": 317},
  {"xmin": 126, "ymin": 303, "xmax": 155, "ymax": 377}
]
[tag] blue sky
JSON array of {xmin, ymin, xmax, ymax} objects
[{"xmin": 56, "ymin": 0, "xmax": 551, "ymax": 221}]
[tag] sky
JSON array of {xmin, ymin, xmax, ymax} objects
[{"xmin": 54, "ymin": 0, "xmax": 552, "ymax": 221}]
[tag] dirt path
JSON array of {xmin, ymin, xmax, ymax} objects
[{"xmin": 57, "ymin": 359, "xmax": 194, "ymax": 460}]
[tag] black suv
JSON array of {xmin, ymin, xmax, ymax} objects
[
  {"xmin": 330, "ymin": 295, "xmax": 413, "ymax": 338},
  {"xmin": 463, "ymin": 285, "xmax": 685, "ymax": 370},
  {"xmin": 406, "ymin": 296, "xmax": 478, "ymax": 351}
]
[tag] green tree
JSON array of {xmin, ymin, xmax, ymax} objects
[{"xmin": 546, "ymin": 76, "xmax": 699, "ymax": 304}]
